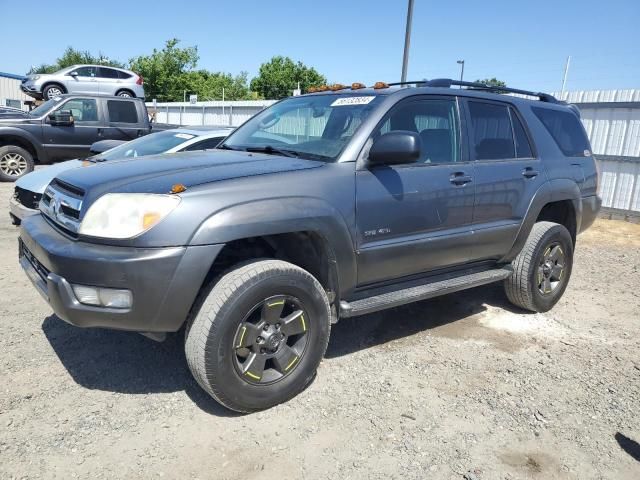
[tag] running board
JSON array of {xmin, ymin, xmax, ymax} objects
[{"xmin": 339, "ymin": 267, "xmax": 512, "ymax": 318}]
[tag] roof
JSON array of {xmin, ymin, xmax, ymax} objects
[{"xmin": 0, "ymin": 71, "xmax": 26, "ymax": 81}]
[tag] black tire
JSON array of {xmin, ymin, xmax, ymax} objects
[
  {"xmin": 185, "ymin": 259, "xmax": 331, "ymax": 413},
  {"xmin": 116, "ymin": 90, "xmax": 135, "ymax": 98},
  {"xmin": 504, "ymin": 221, "xmax": 574, "ymax": 312},
  {"xmin": 0, "ymin": 145, "xmax": 34, "ymax": 182},
  {"xmin": 42, "ymin": 83, "xmax": 65, "ymax": 100}
]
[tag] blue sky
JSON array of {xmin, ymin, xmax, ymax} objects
[{"xmin": 1, "ymin": 0, "xmax": 638, "ymax": 93}]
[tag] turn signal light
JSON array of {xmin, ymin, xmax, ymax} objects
[
  {"xmin": 170, "ymin": 183, "xmax": 187, "ymax": 194},
  {"xmin": 373, "ymin": 82, "xmax": 389, "ymax": 89}
]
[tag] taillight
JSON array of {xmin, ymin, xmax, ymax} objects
[{"xmin": 136, "ymin": 74, "xmax": 144, "ymax": 85}]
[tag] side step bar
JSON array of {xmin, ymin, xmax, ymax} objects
[{"xmin": 339, "ymin": 267, "xmax": 512, "ymax": 318}]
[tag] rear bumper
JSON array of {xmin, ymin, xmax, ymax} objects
[
  {"xmin": 579, "ymin": 194, "xmax": 602, "ymax": 233},
  {"xmin": 19, "ymin": 214, "xmax": 223, "ymax": 332}
]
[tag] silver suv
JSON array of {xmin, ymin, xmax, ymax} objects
[{"xmin": 21, "ymin": 65, "xmax": 145, "ymax": 100}]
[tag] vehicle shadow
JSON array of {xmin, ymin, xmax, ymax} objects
[
  {"xmin": 615, "ymin": 432, "xmax": 640, "ymax": 462},
  {"xmin": 326, "ymin": 282, "xmax": 526, "ymax": 358},
  {"xmin": 42, "ymin": 283, "xmax": 524, "ymax": 414},
  {"xmin": 41, "ymin": 316, "xmax": 239, "ymax": 417}
]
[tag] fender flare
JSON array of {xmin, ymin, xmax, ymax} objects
[
  {"xmin": 189, "ymin": 196, "xmax": 358, "ymax": 296},
  {"xmin": 500, "ymin": 179, "xmax": 581, "ymax": 262},
  {"xmin": 0, "ymin": 127, "xmax": 46, "ymax": 162}
]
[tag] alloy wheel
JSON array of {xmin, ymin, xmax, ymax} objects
[
  {"xmin": 0, "ymin": 153, "xmax": 28, "ymax": 177},
  {"xmin": 45, "ymin": 87, "xmax": 63, "ymax": 99},
  {"xmin": 232, "ymin": 295, "xmax": 309, "ymax": 385},
  {"xmin": 537, "ymin": 242, "xmax": 565, "ymax": 295}
]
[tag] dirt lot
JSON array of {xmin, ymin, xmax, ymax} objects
[{"xmin": 0, "ymin": 180, "xmax": 639, "ymax": 480}]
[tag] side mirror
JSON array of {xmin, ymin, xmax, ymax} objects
[
  {"xmin": 90, "ymin": 139, "xmax": 124, "ymax": 154},
  {"xmin": 48, "ymin": 110, "xmax": 74, "ymax": 126},
  {"xmin": 69, "ymin": 71, "xmax": 79, "ymax": 77},
  {"xmin": 368, "ymin": 131, "xmax": 421, "ymax": 167}
]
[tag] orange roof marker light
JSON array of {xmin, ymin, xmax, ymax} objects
[
  {"xmin": 317, "ymin": 85, "xmax": 330, "ymax": 91},
  {"xmin": 330, "ymin": 84, "xmax": 347, "ymax": 91},
  {"xmin": 373, "ymin": 82, "xmax": 389, "ymax": 89},
  {"xmin": 351, "ymin": 82, "xmax": 366, "ymax": 90},
  {"xmin": 170, "ymin": 183, "xmax": 187, "ymax": 194},
  {"xmin": 307, "ymin": 87, "xmax": 318, "ymax": 93}
]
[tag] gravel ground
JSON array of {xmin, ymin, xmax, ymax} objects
[{"xmin": 0, "ymin": 179, "xmax": 639, "ymax": 480}]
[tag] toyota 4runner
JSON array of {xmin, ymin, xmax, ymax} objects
[{"xmin": 18, "ymin": 79, "xmax": 601, "ymax": 412}]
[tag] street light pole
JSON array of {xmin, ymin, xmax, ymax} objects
[
  {"xmin": 457, "ymin": 60, "xmax": 465, "ymax": 83},
  {"xmin": 401, "ymin": 0, "xmax": 415, "ymax": 82}
]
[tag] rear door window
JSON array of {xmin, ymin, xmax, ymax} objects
[
  {"xmin": 532, "ymin": 107, "xmax": 590, "ymax": 157},
  {"xmin": 107, "ymin": 100, "xmax": 139, "ymax": 124},
  {"xmin": 468, "ymin": 101, "xmax": 515, "ymax": 160},
  {"xmin": 510, "ymin": 108, "xmax": 534, "ymax": 158},
  {"xmin": 97, "ymin": 67, "xmax": 120, "ymax": 79}
]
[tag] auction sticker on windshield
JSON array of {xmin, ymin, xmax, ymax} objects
[{"xmin": 331, "ymin": 96, "xmax": 376, "ymax": 107}]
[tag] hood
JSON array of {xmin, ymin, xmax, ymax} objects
[
  {"xmin": 16, "ymin": 159, "xmax": 84, "ymax": 194},
  {"xmin": 54, "ymin": 149, "xmax": 324, "ymax": 199}
]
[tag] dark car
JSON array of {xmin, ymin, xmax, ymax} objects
[
  {"xmin": 0, "ymin": 94, "xmax": 172, "ymax": 181},
  {"xmin": 19, "ymin": 78, "xmax": 601, "ymax": 413}
]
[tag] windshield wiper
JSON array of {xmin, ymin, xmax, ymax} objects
[
  {"xmin": 217, "ymin": 143, "xmax": 239, "ymax": 151},
  {"xmin": 244, "ymin": 145, "xmax": 300, "ymax": 158}
]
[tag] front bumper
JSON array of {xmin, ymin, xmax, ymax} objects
[
  {"xmin": 20, "ymin": 82, "xmax": 42, "ymax": 98},
  {"xmin": 19, "ymin": 214, "xmax": 223, "ymax": 332},
  {"xmin": 9, "ymin": 197, "xmax": 39, "ymax": 223}
]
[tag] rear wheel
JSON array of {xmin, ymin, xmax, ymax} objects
[
  {"xmin": 185, "ymin": 259, "xmax": 331, "ymax": 413},
  {"xmin": 42, "ymin": 84, "xmax": 64, "ymax": 100},
  {"xmin": 504, "ymin": 221, "xmax": 573, "ymax": 312},
  {"xmin": 116, "ymin": 89, "xmax": 134, "ymax": 98},
  {"xmin": 0, "ymin": 145, "xmax": 34, "ymax": 182}
]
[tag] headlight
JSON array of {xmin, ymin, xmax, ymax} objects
[
  {"xmin": 79, "ymin": 193, "xmax": 180, "ymax": 239},
  {"xmin": 30, "ymin": 75, "xmax": 40, "ymax": 81}
]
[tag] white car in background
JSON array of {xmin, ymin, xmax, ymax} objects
[
  {"xmin": 21, "ymin": 65, "xmax": 145, "ymax": 100},
  {"xmin": 10, "ymin": 126, "xmax": 233, "ymax": 224}
]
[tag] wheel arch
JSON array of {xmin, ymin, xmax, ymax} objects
[
  {"xmin": 501, "ymin": 179, "xmax": 581, "ymax": 263},
  {"xmin": 115, "ymin": 88, "xmax": 135, "ymax": 97},
  {"xmin": 42, "ymin": 81, "xmax": 67, "ymax": 95},
  {"xmin": 0, "ymin": 129, "xmax": 44, "ymax": 162}
]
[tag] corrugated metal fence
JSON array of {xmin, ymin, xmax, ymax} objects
[{"xmin": 149, "ymin": 90, "xmax": 640, "ymax": 217}]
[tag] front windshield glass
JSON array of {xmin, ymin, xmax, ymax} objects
[
  {"xmin": 222, "ymin": 94, "xmax": 384, "ymax": 161},
  {"xmin": 98, "ymin": 131, "xmax": 198, "ymax": 160},
  {"xmin": 29, "ymin": 97, "xmax": 65, "ymax": 117}
]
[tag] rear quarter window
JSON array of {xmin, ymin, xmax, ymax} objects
[
  {"xmin": 107, "ymin": 100, "xmax": 139, "ymax": 124},
  {"xmin": 532, "ymin": 107, "xmax": 590, "ymax": 157}
]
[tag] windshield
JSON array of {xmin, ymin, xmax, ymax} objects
[
  {"xmin": 97, "ymin": 130, "xmax": 198, "ymax": 160},
  {"xmin": 29, "ymin": 97, "xmax": 66, "ymax": 117},
  {"xmin": 222, "ymin": 94, "xmax": 384, "ymax": 161}
]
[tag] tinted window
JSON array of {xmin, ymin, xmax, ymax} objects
[
  {"xmin": 107, "ymin": 100, "xmax": 138, "ymax": 124},
  {"xmin": 117, "ymin": 70, "xmax": 132, "ymax": 79},
  {"xmin": 532, "ymin": 107, "xmax": 590, "ymax": 157},
  {"xmin": 183, "ymin": 137, "xmax": 226, "ymax": 151},
  {"xmin": 59, "ymin": 98, "xmax": 98, "ymax": 122},
  {"xmin": 376, "ymin": 99, "xmax": 460, "ymax": 164},
  {"xmin": 510, "ymin": 108, "xmax": 534, "ymax": 158},
  {"xmin": 98, "ymin": 67, "xmax": 120, "ymax": 79},
  {"xmin": 468, "ymin": 101, "xmax": 515, "ymax": 160},
  {"xmin": 73, "ymin": 66, "xmax": 97, "ymax": 77}
]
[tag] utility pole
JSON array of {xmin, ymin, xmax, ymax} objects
[
  {"xmin": 401, "ymin": 0, "xmax": 415, "ymax": 82},
  {"xmin": 561, "ymin": 56, "xmax": 571, "ymax": 96}
]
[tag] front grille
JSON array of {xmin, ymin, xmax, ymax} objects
[
  {"xmin": 40, "ymin": 181, "xmax": 84, "ymax": 236},
  {"xmin": 14, "ymin": 186, "xmax": 42, "ymax": 210}
]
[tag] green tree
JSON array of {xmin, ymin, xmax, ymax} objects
[
  {"xmin": 29, "ymin": 46, "xmax": 124, "ymax": 74},
  {"xmin": 250, "ymin": 56, "xmax": 326, "ymax": 100},
  {"xmin": 475, "ymin": 77, "xmax": 507, "ymax": 88},
  {"xmin": 129, "ymin": 38, "xmax": 199, "ymax": 101},
  {"xmin": 178, "ymin": 70, "xmax": 252, "ymax": 101}
]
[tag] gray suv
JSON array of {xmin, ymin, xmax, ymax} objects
[
  {"xmin": 21, "ymin": 65, "xmax": 145, "ymax": 100},
  {"xmin": 19, "ymin": 78, "xmax": 601, "ymax": 413}
]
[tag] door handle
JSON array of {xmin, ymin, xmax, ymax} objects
[
  {"xmin": 97, "ymin": 128, "xmax": 103, "ymax": 137},
  {"xmin": 522, "ymin": 167, "xmax": 539, "ymax": 178},
  {"xmin": 449, "ymin": 172, "xmax": 472, "ymax": 186}
]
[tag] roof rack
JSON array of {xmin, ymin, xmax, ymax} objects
[{"xmin": 388, "ymin": 78, "xmax": 558, "ymax": 103}]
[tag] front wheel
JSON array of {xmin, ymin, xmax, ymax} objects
[
  {"xmin": 42, "ymin": 84, "xmax": 64, "ymax": 100},
  {"xmin": 185, "ymin": 260, "xmax": 331, "ymax": 413},
  {"xmin": 0, "ymin": 145, "xmax": 34, "ymax": 182},
  {"xmin": 504, "ymin": 221, "xmax": 574, "ymax": 312}
]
